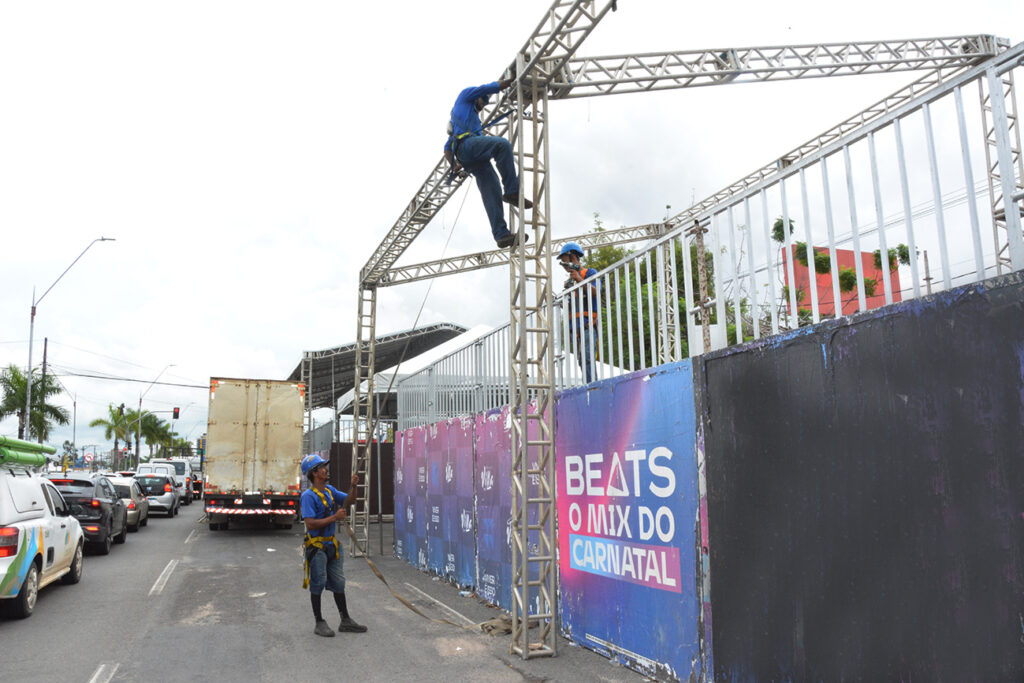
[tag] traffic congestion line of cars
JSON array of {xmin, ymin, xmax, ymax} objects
[{"xmin": 1, "ymin": 456, "xmax": 197, "ymax": 618}]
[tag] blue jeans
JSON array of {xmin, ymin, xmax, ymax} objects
[
  {"xmin": 307, "ymin": 544, "xmax": 345, "ymax": 595},
  {"xmin": 456, "ymin": 136, "xmax": 520, "ymax": 241},
  {"xmin": 573, "ymin": 324, "xmax": 595, "ymax": 383}
]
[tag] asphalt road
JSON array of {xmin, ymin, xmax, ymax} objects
[{"xmin": 1, "ymin": 505, "xmax": 647, "ymax": 683}]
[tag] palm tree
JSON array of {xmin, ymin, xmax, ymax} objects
[
  {"xmin": 0, "ymin": 364, "xmax": 70, "ymax": 441},
  {"xmin": 89, "ymin": 404, "xmax": 130, "ymax": 460},
  {"xmin": 141, "ymin": 413, "xmax": 169, "ymax": 460}
]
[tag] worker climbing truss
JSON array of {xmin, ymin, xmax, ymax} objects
[{"xmin": 352, "ymin": 0, "xmax": 1020, "ymax": 660}]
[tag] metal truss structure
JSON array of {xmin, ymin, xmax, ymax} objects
[
  {"xmin": 352, "ymin": 0, "xmax": 1018, "ymax": 660},
  {"xmin": 553, "ymin": 36, "xmax": 1002, "ymax": 98}
]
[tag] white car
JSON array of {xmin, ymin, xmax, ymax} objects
[
  {"xmin": 146, "ymin": 459, "xmax": 194, "ymax": 505},
  {"xmin": 0, "ymin": 466, "xmax": 84, "ymax": 618}
]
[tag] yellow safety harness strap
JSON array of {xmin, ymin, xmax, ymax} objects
[{"xmin": 301, "ymin": 486, "xmax": 341, "ymax": 588}]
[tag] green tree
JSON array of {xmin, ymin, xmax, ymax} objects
[
  {"xmin": 90, "ymin": 404, "xmax": 130, "ymax": 458},
  {"xmin": 0, "ymin": 364, "xmax": 70, "ymax": 441},
  {"xmin": 141, "ymin": 412, "xmax": 169, "ymax": 459},
  {"xmin": 583, "ymin": 213, "xmax": 633, "ymax": 272}
]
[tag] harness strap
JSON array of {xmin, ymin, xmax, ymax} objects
[{"xmin": 301, "ymin": 486, "xmax": 340, "ymax": 589}]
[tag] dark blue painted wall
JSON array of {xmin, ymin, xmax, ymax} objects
[{"xmin": 695, "ymin": 272, "xmax": 1024, "ymax": 681}]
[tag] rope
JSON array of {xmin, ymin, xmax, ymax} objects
[{"xmin": 363, "ymin": 184, "xmax": 470, "ymax": 448}]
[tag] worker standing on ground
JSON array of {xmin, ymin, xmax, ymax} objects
[
  {"xmin": 444, "ymin": 77, "xmax": 533, "ymax": 249},
  {"xmin": 559, "ymin": 242, "xmax": 600, "ymax": 383},
  {"xmin": 300, "ymin": 454, "xmax": 367, "ymax": 638}
]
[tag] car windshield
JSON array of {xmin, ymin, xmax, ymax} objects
[
  {"xmin": 113, "ymin": 484, "xmax": 133, "ymax": 498},
  {"xmin": 169, "ymin": 462, "xmax": 185, "ymax": 475},
  {"xmin": 137, "ymin": 477, "xmax": 169, "ymax": 494}
]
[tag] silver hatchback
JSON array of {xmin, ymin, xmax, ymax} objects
[{"xmin": 134, "ymin": 475, "xmax": 180, "ymax": 517}]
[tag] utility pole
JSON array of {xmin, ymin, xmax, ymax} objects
[{"xmin": 37, "ymin": 337, "xmax": 48, "ymax": 443}]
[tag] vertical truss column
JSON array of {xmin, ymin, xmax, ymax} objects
[
  {"xmin": 301, "ymin": 352, "xmax": 312, "ymax": 456},
  {"xmin": 509, "ymin": 54, "xmax": 557, "ymax": 660},
  {"xmin": 658, "ymin": 224, "xmax": 680, "ymax": 364},
  {"xmin": 350, "ymin": 285, "xmax": 376, "ymax": 556},
  {"xmin": 980, "ymin": 66, "xmax": 1024, "ymax": 273}
]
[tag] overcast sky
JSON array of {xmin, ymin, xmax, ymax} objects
[{"xmin": 1, "ymin": 0, "xmax": 1020, "ymax": 452}]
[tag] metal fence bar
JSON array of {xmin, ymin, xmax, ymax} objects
[
  {"xmin": 923, "ymin": 102, "xmax": 954, "ymax": 289},
  {"xmin": 843, "ymin": 145, "xmax": 869, "ymax": 311},
  {"xmin": 670, "ymin": 236, "xmax": 683, "ymax": 359},
  {"xmin": 894, "ymin": 118, "xmax": 923, "ymax": 299},
  {"xmin": 955, "ymin": 85, "xmax": 988, "ymax": 282},
  {"xmin": 868, "ymin": 132, "xmax": 895, "ymax": 305},
  {"xmin": 743, "ymin": 197, "xmax": 760, "ymax": 339},
  {"xmin": 799, "ymin": 168, "xmax": 822, "ymax": 323}
]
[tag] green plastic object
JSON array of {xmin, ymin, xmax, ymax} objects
[{"xmin": 0, "ymin": 436, "xmax": 56, "ymax": 467}]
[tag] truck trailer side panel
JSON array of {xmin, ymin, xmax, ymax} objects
[{"xmin": 204, "ymin": 378, "xmax": 304, "ymax": 528}]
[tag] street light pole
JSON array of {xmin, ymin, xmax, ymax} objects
[
  {"xmin": 136, "ymin": 364, "xmax": 175, "ymax": 468},
  {"xmin": 24, "ymin": 237, "xmax": 115, "ymax": 441}
]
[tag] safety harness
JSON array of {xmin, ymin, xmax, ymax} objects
[
  {"xmin": 445, "ymin": 109, "xmax": 513, "ymax": 184},
  {"xmin": 302, "ymin": 486, "xmax": 340, "ymax": 589}
]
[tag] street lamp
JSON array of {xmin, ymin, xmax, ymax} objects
[
  {"xmin": 135, "ymin": 364, "xmax": 175, "ymax": 468},
  {"xmin": 24, "ymin": 237, "xmax": 115, "ymax": 442}
]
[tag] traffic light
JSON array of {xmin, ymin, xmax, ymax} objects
[{"xmin": 172, "ymin": 407, "xmax": 180, "ymax": 419}]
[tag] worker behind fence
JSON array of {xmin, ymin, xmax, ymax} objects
[
  {"xmin": 559, "ymin": 242, "xmax": 600, "ymax": 383},
  {"xmin": 443, "ymin": 76, "xmax": 533, "ymax": 249},
  {"xmin": 300, "ymin": 454, "xmax": 367, "ymax": 638}
]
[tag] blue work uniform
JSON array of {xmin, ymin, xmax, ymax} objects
[
  {"xmin": 444, "ymin": 82, "xmax": 520, "ymax": 243},
  {"xmin": 301, "ymin": 484, "xmax": 348, "ymax": 595}
]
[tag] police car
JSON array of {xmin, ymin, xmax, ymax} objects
[{"xmin": 0, "ymin": 464, "xmax": 84, "ymax": 618}]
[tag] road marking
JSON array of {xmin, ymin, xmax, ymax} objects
[
  {"xmin": 88, "ymin": 662, "xmax": 120, "ymax": 683},
  {"xmin": 149, "ymin": 559, "xmax": 179, "ymax": 596},
  {"xmin": 402, "ymin": 582, "xmax": 474, "ymax": 626},
  {"xmin": 184, "ymin": 529, "xmax": 197, "ymax": 544}
]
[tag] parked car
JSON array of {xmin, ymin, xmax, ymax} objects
[
  {"xmin": 105, "ymin": 476, "xmax": 149, "ymax": 532},
  {"xmin": 47, "ymin": 473, "xmax": 128, "ymax": 555},
  {"xmin": 1, "ymin": 466, "xmax": 84, "ymax": 618},
  {"xmin": 148, "ymin": 459, "xmax": 194, "ymax": 505},
  {"xmin": 135, "ymin": 474, "xmax": 180, "ymax": 517}
]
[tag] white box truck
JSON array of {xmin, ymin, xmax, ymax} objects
[{"xmin": 202, "ymin": 378, "xmax": 305, "ymax": 531}]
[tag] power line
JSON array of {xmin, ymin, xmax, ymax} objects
[{"xmin": 53, "ymin": 370, "xmax": 207, "ymax": 389}]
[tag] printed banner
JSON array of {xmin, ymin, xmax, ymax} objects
[
  {"xmin": 452, "ymin": 415, "xmax": 476, "ymax": 586},
  {"xmin": 426, "ymin": 420, "xmax": 446, "ymax": 574},
  {"xmin": 474, "ymin": 406, "xmax": 513, "ymax": 610},
  {"xmin": 556, "ymin": 361, "xmax": 702, "ymax": 680}
]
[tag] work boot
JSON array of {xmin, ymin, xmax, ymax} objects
[
  {"xmin": 502, "ymin": 193, "xmax": 534, "ymax": 210},
  {"xmin": 337, "ymin": 616, "xmax": 368, "ymax": 633},
  {"xmin": 314, "ymin": 620, "xmax": 335, "ymax": 637},
  {"xmin": 496, "ymin": 233, "xmax": 530, "ymax": 249}
]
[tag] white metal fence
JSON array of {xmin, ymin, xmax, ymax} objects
[{"xmin": 398, "ymin": 45, "xmax": 1024, "ymax": 430}]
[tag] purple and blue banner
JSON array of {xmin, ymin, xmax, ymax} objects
[
  {"xmin": 556, "ymin": 361, "xmax": 703, "ymax": 681},
  {"xmin": 451, "ymin": 416, "xmax": 476, "ymax": 587},
  {"xmin": 474, "ymin": 407, "xmax": 513, "ymax": 610}
]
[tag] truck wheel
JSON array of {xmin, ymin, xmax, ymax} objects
[
  {"xmin": 62, "ymin": 543, "xmax": 84, "ymax": 585},
  {"xmin": 11, "ymin": 561, "xmax": 39, "ymax": 618}
]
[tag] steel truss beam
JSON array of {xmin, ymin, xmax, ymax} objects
[
  {"xmin": 656, "ymin": 48, "xmax": 1013, "ymax": 234},
  {"xmin": 508, "ymin": 55, "xmax": 558, "ymax": 660},
  {"xmin": 359, "ymin": 0, "xmax": 619, "ymax": 288},
  {"xmin": 373, "ymin": 37, "xmax": 1008, "ymax": 291},
  {"xmin": 379, "ymin": 223, "xmax": 664, "ymax": 286},
  {"xmin": 554, "ymin": 36, "xmax": 1002, "ymax": 98}
]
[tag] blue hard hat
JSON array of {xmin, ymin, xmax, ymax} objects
[
  {"xmin": 559, "ymin": 242, "xmax": 583, "ymax": 259},
  {"xmin": 301, "ymin": 454, "xmax": 328, "ymax": 476}
]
